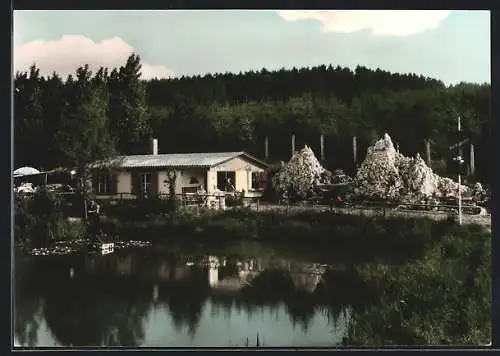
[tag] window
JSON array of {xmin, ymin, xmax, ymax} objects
[
  {"xmin": 189, "ymin": 177, "xmax": 199, "ymax": 185},
  {"xmin": 98, "ymin": 175, "xmax": 111, "ymax": 194},
  {"xmin": 217, "ymin": 171, "xmax": 236, "ymax": 192},
  {"xmin": 251, "ymin": 172, "xmax": 260, "ymax": 190},
  {"xmin": 141, "ymin": 173, "xmax": 152, "ymax": 194}
]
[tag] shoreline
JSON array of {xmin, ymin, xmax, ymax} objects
[{"xmin": 80, "ymin": 203, "xmax": 491, "ymax": 231}]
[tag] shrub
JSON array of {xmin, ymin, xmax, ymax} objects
[
  {"xmin": 103, "ymin": 195, "xmax": 177, "ymax": 220},
  {"xmin": 225, "ymin": 195, "xmax": 244, "ymax": 208},
  {"xmin": 14, "ymin": 188, "xmax": 85, "ymax": 248},
  {"xmin": 345, "ymin": 224, "xmax": 491, "ymax": 345}
]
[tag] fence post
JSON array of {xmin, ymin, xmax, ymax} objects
[
  {"xmin": 470, "ymin": 143, "xmax": 475, "ymax": 176},
  {"xmin": 265, "ymin": 136, "xmax": 269, "ymax": 161},
  {"xmin": 320, "ymin": 134, "xmax": 325, "ymax": 162},
  {"xmin": 425, "ymin": 139, "xmax": 431, "ymax": 166},
  {"xmin": 352, "ymin": 136, "xmax": 358, "ymax": 171}
]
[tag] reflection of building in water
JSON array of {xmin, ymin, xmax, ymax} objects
[
  {"xmin": 84, "ymin": 252, "xmax": 328, "ymax": 295},
  {"xmin": 288, "ymin": 263, "xmax": 327, "ymax": 294},
  {"xmin": 153, "ymin": 284, "xmax": 159, "ymax": 302},
  {"xmin": 84, "ymin": 254, "xmax": 119, "ymax": 273},
  {"xmin": 158, "ymin": 261, "xmax": 170, "ymax": 280},
  {"xmin": 116, "ymin": 255, "xmax": 132, "ymax": 275},
  {"xmin": 205, "ymin": 256, "xmax": 326, "ymax": 294},
  {"xmin": 207, "ymin": 256, "xmax": 260, "ymax": 292}
]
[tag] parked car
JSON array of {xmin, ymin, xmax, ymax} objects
[
  {"xmin": 46, "ymin": 184, "xmax": 75, "ymax": 193},
  {"xmin": 14, "ymin": 182, "xmax": 36, "ymax": 194}
]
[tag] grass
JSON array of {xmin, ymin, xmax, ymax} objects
[
  {"xmin": 344, "ymin": 223, "xmax": 491, "ymax": 346},
  {"xmin": 99, "ymin": 209, "xmax": 462, "ymax": 260}
]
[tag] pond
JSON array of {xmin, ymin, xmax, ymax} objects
[{"xmin": 13, "ymin": 239, "xmax": 373, "ymax": 348}]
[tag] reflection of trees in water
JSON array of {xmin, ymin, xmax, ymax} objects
[
  {"xmin": 15, "ymin": 249, "xmax": 374, "ymax": 347},
  {"xmin": 315, "ymin": 268, "xmax": 376, "ymax": 314},
  {"xmin": 156, "ymin": 268, "xmax": 210, "ymax": 338},
  {"xmin": 206, "ymin": 268, "xmax": 357, "ymax": 333},
  {"xmin": 285, "ymin": 292, "xmax": 317, "ymax": 333},
  {"xmin": 17, "ymin": 254, "xmax": 153, "ymax": 347},
  {"xmin": 14, "ymin": 256, "xmax": 44, "ymax": 347},
  {"xmin": 245, "ymin": 269, "xmax": 318, "ymax": 331},
  {"xmin": 41, "ymin": 274, "xmax": 152, "ymax": 346}
]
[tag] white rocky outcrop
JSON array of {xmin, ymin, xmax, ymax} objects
[
  {"xmin": 272, "ymin": 145, "xmax": 331, "ymax": 200},
  {"xmin": 273, "ymin": 134, "xmax": 478, "ymax": 204},
  {"xmin": 353, "ymin": 134, "xmax": 403, "ymax": 200},
  {"xmin": 354, "ymin": 133, "xmax": 470, "ymax": 201}
]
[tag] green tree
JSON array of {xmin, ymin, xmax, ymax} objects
[
  {"xmin": 14, "ymin": 66, "xmax": 45, "ymax": 169},
  {"xmin": 56, "ymin": 65, "xmax": 116, "ymax": 209},
  {"xmin": 108, "ymin": 54, "xmax": 151, "ymax": 154}
]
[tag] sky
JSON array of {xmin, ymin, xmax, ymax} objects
[{"xmin": 13, "ymin": 10, "xmax": 490, "ymax": 85}]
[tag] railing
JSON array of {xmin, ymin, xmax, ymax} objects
[{"xmin": 88, "ymin": 192, "xmax": 262, "ymax": 210}]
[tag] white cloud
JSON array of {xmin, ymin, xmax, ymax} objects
[
  {"xmin": 13, "ymin": 35, "xmax": 175, "ymax": 80},
  {"xmin": 276, "ymin": 10, "xmax": 452, "ymax": 36}
]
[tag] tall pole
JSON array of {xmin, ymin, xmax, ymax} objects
[
  {"xmin": 352, "ymin": 136, "xmax": 358, "ymax": 171},
  {"xmin": 320, "ymin": 134, "xmax": 325, "ymax": 162},
  {"xmin": 264, "ymin": 136, "xmax": 269, "ymax": 161},
  {"xmin": 470, "ymin": 142, "xmax": 475, "ymax": 176},
  {"xmin": 291, "ymin": 134, "xmax": 295, "ymax": 157},
  {"xmin": 457, "ymin": 116, "xmax": 462, "ymax": 226},
  {"xmin": 425, "ymin": 139, "xmax": 431, "ymax": 166}
]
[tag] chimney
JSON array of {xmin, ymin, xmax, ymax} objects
[{"xmin": 151, "ymin": 138, "xmax": 158, "ymax": 155}]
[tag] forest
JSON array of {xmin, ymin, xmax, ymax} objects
[{"xmin": 14, "ymin": 54, "xmax": 491, "ymax": 183}]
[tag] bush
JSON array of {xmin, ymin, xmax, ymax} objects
[
  {"xmin": 225, "ymin": 194, "xmax": 244, "ymax": 208},
  {"xmin": 14, "ymin": 188, "xmax": 85, "ymax": 248},
  {"xmin": 345, "ymin": 223, "xmax": 491, "ymax": 345},
  {"xmin": 103, "ymin": 194, "xmax": 177, "ymax": 220}
]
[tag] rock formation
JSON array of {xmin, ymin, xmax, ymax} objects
[
  {"xmin": 272, "ymin": 134, "xmax": 479, "ymax": 204},
  {"xmin": 353, "ymin": 134, "xmax": 403, "ymax": 200},
  {"xmin": 472, "ymin": 182, "xmax": 489, "ymax": 207},
  {"xmin": 272, "ymin": 145, "xmax": 333, "ymax": 201},
  {"xmin": 354, "ymin": 133, "xmax": 470, "ymax": 202},
  {"xmin": 331, "ymin": 169, "xmax": 353, "ymax": 185}
]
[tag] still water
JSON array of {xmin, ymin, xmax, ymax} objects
[{"xmin": 14, "ymin": 240, "xmax": 365, "ymax": 348}]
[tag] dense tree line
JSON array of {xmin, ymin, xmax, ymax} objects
[{"xmin": 14, "ymin": 54, "xmax": 491, "ymax": 183}]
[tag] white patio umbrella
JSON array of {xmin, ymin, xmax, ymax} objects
[{"xmin": 13, "ymin": 166, "xmax": 41, "ymax": 177}]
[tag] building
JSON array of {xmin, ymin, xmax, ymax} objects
[{"xmin": 89, "ymin": 139, "xmax": 269, "ymax": 199}]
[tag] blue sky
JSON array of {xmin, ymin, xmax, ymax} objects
[{"xmin": 13, "ymin": 10, "xmax": 490, "ymax": 85}]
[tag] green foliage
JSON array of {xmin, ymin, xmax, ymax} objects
[
  {"xmin": 108, "ymin": 54, "xmax": 151, "ymax": 154},
  {"xmin": 103, "ymin": 209, "xmax": 456, "ymax": 256},
  {"xmin": 14, "ymin": 66, "xmax": 47, "ymax": 169},
  {"xmin": 102, "ymin": 195, "xmax": 177, "ymax": 220},
  {"xmin": 225, "ymin": 194, "xmax": 244, "ymax": 207},
  {"xmin": 14, "ymin": 189, "xmax": 86, "ymax": 248},
  {"xmin": 346, "ymin": 223, "xmax": 491, "ymax": 345},
  {"xmin": 58, "ymin": 66, "xmax": 116, "ymax": 167},
  {"xmin": 14, "ymin": 60, "xmax": 491, "ymax": 184}
]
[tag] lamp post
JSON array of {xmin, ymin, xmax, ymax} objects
[
  {"xmin": 456, "ymin": 116, "xmax": 463, "ymax": 225},
  {"xmin": 448, "ymin": 115, "xmax": 470, "ymax": 225},
  {"xmin": 453, "ymin": 154, "xmax": 464, "ymax": 225}
]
